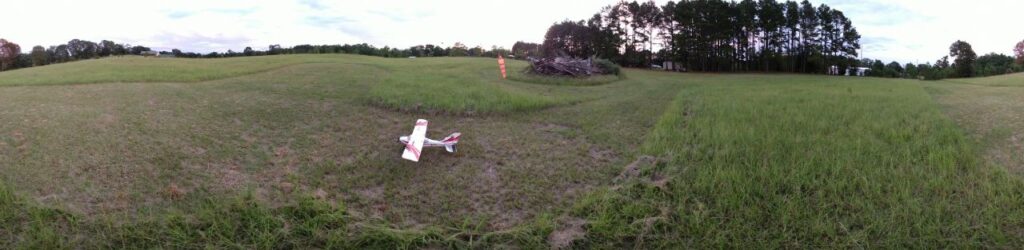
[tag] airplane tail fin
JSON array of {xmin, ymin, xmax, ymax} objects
[
  {"xmin": 442, "ymin": 133, "xmax": 460, "ymax": 153},
  {"xmin": 442, "ymin": 132, "xmax": 460, "ymax": 144}
]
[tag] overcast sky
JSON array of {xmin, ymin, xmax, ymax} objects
[{"xmin": 2, "ymin": 0, "xmax": 1020, "ymax": 63}]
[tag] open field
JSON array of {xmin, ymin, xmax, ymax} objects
[{"xmin": 1, "ymin": 55, "xmax": 1023, "ymax": 248}]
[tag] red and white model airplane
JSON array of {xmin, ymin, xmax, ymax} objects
[{"xmin": 399, "ymin": 119, "xmax": 460, "ymax": 162}]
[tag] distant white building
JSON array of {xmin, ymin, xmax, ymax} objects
[
  {"xmin": 828, "ymin": 65, "xmax": 841, "ymax": 75},
  {"xmin": 662, "ymin": 61, "xmax": 684, "ymax": 72},
  {"xmin": 845, "ymin": 67, "xmax": 871, "ymax": 76}
]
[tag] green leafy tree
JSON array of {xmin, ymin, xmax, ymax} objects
[
  {"xmin": 99, "ymin": 40, "xmax": 116, "ymax": 57},
  {"xmin": 783, "ymin": 0, "xmax": 800, "ymax": 71},
  {"xmin": 111, "ymin": 43, "xmax": 127, "ymax": 55},
  {"xmin": 948, "ymin": 40, "xmax": 977, "ymax": 77},
  {"xmin": 904, "ymin": 63, "xmax": 918, "ymax": 79},
  {"xmin": 30, "ymin": 45, "xmax": 48, "ymax": 66},
  {"xmin": 936, "ymin": 56, "xmax": 950, "ymax": 69},
  {"xmin": 885, "ymin": 61, "xmax": 903, "ymax": 77},
  {"xmin": 736, "ymin": 0, "xmax": 758, "ymax": 71},
  {"xmin": 468, "ymin": 46, "xmax": 483, "ymax": 57},
  {"xmin": 0, "ymin": 38, "xmax": 21, "ymax": 71},
  {"xmin": 1014, "ymin": 39, "xmax": 1024, "ymax": 65},
  {"xmin": 816, "ymin": 4, "xmax": 835, "ymax": 72},
  {"xmin": 541, "ymin": 20, "xmax": 596, "ymax": 58},
  {"xmin": 49, "ymin": 45, "xmax": 71, "ymax": 63},
  {"xmin": 760, "ymin": 0, "xmax": 784, "ymax": 71},
  {"xmin": 974, "ymin": 53, "xmax": 1015, "ymax": 76},
  {"xmin": 67, "ymin": 39, "xmax": 98, "ymax": 59},
  {"xmin": 869, "ymin": 59, "xmax": 885, "ymax": 76},
  {"xmin": 129, "ymin": 45, "xmax": 150, "ymax": 55},
  {"xmin": 450, "ymin": 42, "xmax": 468, "ymax": 57},
  {"xmin": 635, "ymin": 0, "xmax": 661, "ymax": 66},
  {"xmin": 798, "ymin": 0, "xmax": 819, "ymax": 73}
]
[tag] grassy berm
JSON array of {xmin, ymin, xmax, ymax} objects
[{"xmin": 1, "ymin": 54, "xmax": 1023, "ymax": 248}]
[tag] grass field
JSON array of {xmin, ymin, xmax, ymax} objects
[
  {"xmin": 945, "ymin": 72, "xmax": 1024, "ymax": 87},
  {"xmin": 1, "ymin": 55, "xmax": 1023, "ymax": 248}
]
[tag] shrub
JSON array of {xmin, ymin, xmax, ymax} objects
[{"xmin": 594, "ymin": 59, "xmax": 621, "ymax": 76}]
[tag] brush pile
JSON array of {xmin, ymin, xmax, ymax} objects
[{"xmin": 527, "ymin": 57, "xmax": 608, "ymax": 77}]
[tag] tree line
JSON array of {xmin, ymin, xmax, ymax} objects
[
  {"xmin": 0, "ymin": 38, "xmax": 516, "ymax": 72},
  {"xmin": 540, "ymin": 0, "xmax": 862, "ymax": 74},
  {"xmin": 537, "ymin": 0, "xmax": 1024, "ymax": 79},
  {"xmin": 861, "ymin": 39, "xmax": 1024, "ymax": 80}
]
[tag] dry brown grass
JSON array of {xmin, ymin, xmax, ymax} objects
[{"xmin": 925, "ymin": 82, "xmax": 1024, "ymax": 174}]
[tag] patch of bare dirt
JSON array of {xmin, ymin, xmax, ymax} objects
[
  {"xmin": 240, "ymin": 133, "xmax": 257, "ymax": 143},
  {"xmin": 313, "ymin": 188, "xmax": 329, "ymax": 200},
  {"xmin": 218, "ymin": 164, "xmax": 246, "ymax": 189},
  {"xmin": 97, "ymin": 113, "xmax": 119, "ymax": 128},
  {"xmin": 10, "ymin": 130, "xmax": 28, "ymax": 153},
  {"xmin": 278, "ymin": 182, "xmax": 295, "ymax": 193},
  {"xmin": 183, "ymin": 145, "xmax": 207, "ymax": 156},
  {"xmin": 991, "ymin": 133, "xmax": 1024, "ymax": 173},
  {"xmin": 472, "ymin": 162, "xmax": 524, "ymax": 229},
  {"xmin": 356, "ymin": 186, "xmax": 384, "ymax": 201},
  {"xmin": 588, "ymin": 147, "xmax": 616, "ymax": 163},
  {"xmin": 548, "ymin": 217, "xmax": 587, "ymax": 249},
  {"xmin": 535, "ymin": 123, "xmax": 571, "ymax": 133},
  {"xmin": 165, "ymin": 183, "xmax": 186, "ymax": 199},
  {"xmin": 616, "ymin": 155, "xmax": 657, "ymax": 182}
]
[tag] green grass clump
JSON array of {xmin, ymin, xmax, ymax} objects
[
  {"xmin": 507, "ymin": 72, "xmax": 622, "ymax": 86},
  {"xmin": 1, "ymin": 184, "xmax": 557, "ymax": 249},
  {"xmin": 0, "ymin": 184, "xmax": 76, "ymax": 249},
  {"xmin": 593, "ymin": 58, "xmax": 622, "ymax": 76}
]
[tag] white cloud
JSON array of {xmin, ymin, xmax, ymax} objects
[
  {"xmin": 2, "ymin": 0, "xmax": 1020, "ymax": 63},
  {"xmin": 2, "ymin": 0, "xmax": 615, "ymax": 52},
  {"xmin": 822, "ymin": 0, "xmax": 1022, "ymax": 63}
]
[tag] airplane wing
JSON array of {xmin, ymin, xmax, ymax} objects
[{"xmin": 401, "ymin": 119, "xmax": 428, "ymax": 162}]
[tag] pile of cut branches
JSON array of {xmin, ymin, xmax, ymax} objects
[{"xmin": 527, "ymin": 57, "xmax": 607, "ymax": 77}]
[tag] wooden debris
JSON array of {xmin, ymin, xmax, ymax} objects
[{"xmin": 528, "ymin": 57, "xmax": 606, "ymax": 77}]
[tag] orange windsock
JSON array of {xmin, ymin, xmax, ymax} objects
[{"xmin": 498, "ymin": 55, "xmax": 507, "ymax": 79}]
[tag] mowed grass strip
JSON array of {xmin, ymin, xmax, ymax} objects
[
  {"xmin": 573, "ymin": 75, "xmax": 1024, "ymax": 248},
  {"xmin": 365, "ymin": 57, "xmax": 572, "ymax": 114},
  {"xmin": 0, "ymin": 54, "xmax": 579, "ymax": 114},
  {"xmin": 0, "ymin": 55, "xmax": 346, "ymax": 86},
  {"xmin": 924, "ymin": 81, "xmax": 1024, "ymax": 174}
]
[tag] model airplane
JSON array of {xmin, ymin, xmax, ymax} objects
[{"xmin": 399, "ymin": 119, "xmax": 460, "ymax": 162}]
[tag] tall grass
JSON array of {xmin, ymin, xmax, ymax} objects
[
  {"xmin": 1, "ymin": 184, "xmax": 559, "ymax": 248},
  {"xmin": 572, "ymin": 75, "xmax": 1024, "ymax": 248}
]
